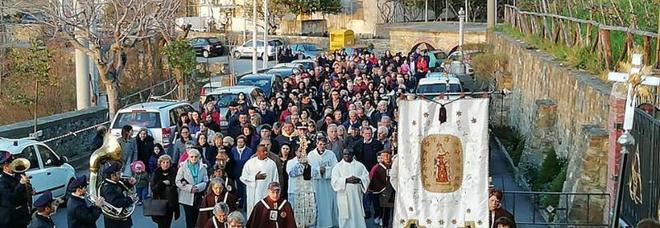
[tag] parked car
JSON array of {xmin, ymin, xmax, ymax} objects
[
  {"xmin": 236, "ymin": 73, "xmax": 283, "ymax": 98},
  {"xmin": 416, "ymin": 77, "xmax": 463, "ymax": 99},
  {"xmin": 289, "ymin": 43, "xmax": 324, "ymax": 59},
  {"xmin": 190, "ymin": 37, "xmax": 225, "ymax": 57},
  {"xmin": 205, "ymin": 86, "xmax": 265, "ymax": 132},
  {"xmin": 440, "ymin": 61, "xmax": 475, "ymax": 78},
  {"xmin": 110, "ymin": 102, "xmax": 195, "ymax": 148},
  {"xmin": 0, "ymin": 137, "xmax": 75, "ymax": 204},
  {"xmin": 291, "ymin": 59, "xmax": 317, "ymax": 71},
  {"xmin": 233, "ymin": 39, "xmax": 285, "ymax": 59},
  {"xmin": 266, "ymin": 67, "xmax": 300, "ymax": 78},
  {"xmin": 199, "ymin": 75, "xmax": 235, "ymax": 105},
  {"xmin": 426, "ymin": 72, "xmax": 458, "ymax": 80}
]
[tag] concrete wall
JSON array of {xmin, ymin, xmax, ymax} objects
[
  {"xmin": 0, "ymin": 107, "xmax": 109, "ymax": 169},
  {"xmin": 488, "ymin": 32, "xmax": 612, "ymax": 224}
]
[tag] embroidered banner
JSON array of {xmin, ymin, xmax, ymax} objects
[{"xmin": 393, "ymin": 98, "xmax": 489, "ymax": 228}]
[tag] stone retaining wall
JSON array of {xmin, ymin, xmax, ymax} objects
[
  {"xmin": 488, "ymin": 32, "xmax": 612, "ymax": 224},
  {"xmin": 0, "ymin": 107, "xmax": 109, "ymax": 170}
]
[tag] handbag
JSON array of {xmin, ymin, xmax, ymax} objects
[{"xmin": 143, "ymin": 198, "xmax": 168, "ymax": 217}]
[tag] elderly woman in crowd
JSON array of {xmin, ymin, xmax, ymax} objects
[
  {"xmin": 150, "ymin": 155, "xmax": 180, "ymax": 228},
  {"xmin": 176, "ymin": 149, "xmax": 209, "ymax": 228},
  {"xmin": 226, "ymin": 211, "xmax": 245, "ymax": 228},
  {"xmin": 196, "ymin": 178, "xmax": 239, "ymax": 228},
  {"xmin": 201, "ymin": 202, "xmax": 230, "ymax": 228}
]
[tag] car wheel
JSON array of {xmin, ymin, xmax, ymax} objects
[{"xmin": 202, "ymin": 50, "xmax": 210, "ymax": 58}]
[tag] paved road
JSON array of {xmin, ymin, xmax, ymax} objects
[
  {"xmin": 489, "ymin": 137, "xmax": 546, "ymax": 227},
  {"xmin": 196, "ymin": 55, "xmax": 277, "ymax": 76}
]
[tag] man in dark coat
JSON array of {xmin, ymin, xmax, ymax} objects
[
  {"xmin": 0, "ymin": 151, "xmax": 32, "ymax": 228},
  {"xmin": 100, "ymin": 163, "xmax": 137, "ymax": 228},
  {"xmin": 27, "ymin": 191, "xmax": 57, "ymax": 228},
  {"xmin": 228, "ymin": 135, "xmax": 254, "ymax": 209},
  {"xmin": 246, "ymin": 182, "xmax": 296, "ymax": 228},
  {"xmin": 67, "ymin": 175, "xmax": 103, "ymax": 228},
  {"xmin": 489, "ymin": 187, "xmax": 515, "ymax": 228},
  {"xmin": 352, "ymin": 126, "xmax": 383, "ymax": 219}
]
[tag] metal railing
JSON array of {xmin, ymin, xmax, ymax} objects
[
  {"xmin": 502, "ymin": 190, "xmax": 610, "ymax": 226},
  {"xmin": 119, "ymin": 77, "xmax": 178, "ymax": 107}
]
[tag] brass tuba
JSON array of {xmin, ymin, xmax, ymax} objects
[{"xmin": 89, "ymin": 133, "xmax": 137, "ymax": 220}]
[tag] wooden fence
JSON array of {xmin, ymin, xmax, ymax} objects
[{"xmin": 503, "ymin": 5, "xmax": 659, "ymax": 70}]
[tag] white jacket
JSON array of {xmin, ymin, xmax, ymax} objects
[{"xmin": 176, "ymin": 162, "xmax": 209, "ymax": 206}]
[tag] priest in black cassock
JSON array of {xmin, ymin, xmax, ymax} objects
[{"xmin": 246, "ymin": 182, "xmax": 296, "ymax": 228}]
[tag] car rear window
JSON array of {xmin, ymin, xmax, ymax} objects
[
  {"xmin": 113, "ymin": 111, "xmax": 162, "ymax": 129},
  {"xmin": 208, "ymin": 38, "xmax": 220, "ymax": 44}
]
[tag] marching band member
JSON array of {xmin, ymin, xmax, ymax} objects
[
  {"xmin": 101, "ymin": 162, "xmax": 137, "ymax": 228},
  {"xmin": 67, "ymin": 175, "xmax": 104, "ymax": 228},
  {"xmin": 27, "ymin": 191, "xmax": 57, "ymax": 228},
  {"xmin": 0, "ymin": 151, "xmax": 32, "ymax": 228}
]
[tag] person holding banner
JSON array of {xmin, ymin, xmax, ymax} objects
[{"xmin": 331, "ymin": 149, "xmax": 370, "ymax": 228}]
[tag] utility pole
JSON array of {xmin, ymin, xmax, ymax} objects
[
  {"xmin": 74, "ymin": 0, "xmax": 91, "ymax": 110},
  {"xmin": 251, "ymin": 0, "xmax": 257, "ymax": 74},
  {"xmin": 458, "ymin": 7, "xmax": 465, "ymax": 55},
  {"xmin": 262, "ymin": 0, "xmax": 269, "ymax": 68},
  {"xmin": 487, "ymin": 0, "xmax": 496, "ymax": 30},
  {"xmin": 424, "ymin": 0, "xmax": 428, "ymax": 22}
]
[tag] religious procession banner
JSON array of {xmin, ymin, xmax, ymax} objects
[{"xmin": 393, "ymin": 98, "xmax": 489, "ymax": 228}]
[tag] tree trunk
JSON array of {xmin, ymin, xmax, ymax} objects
[{"xmin": 103, "ymin": 79, "xmax": 120, "ymax": 119}]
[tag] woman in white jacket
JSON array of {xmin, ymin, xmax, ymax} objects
[{"xmin": 176, "ymin": 149, "xmax": 209, "ymax": 228}]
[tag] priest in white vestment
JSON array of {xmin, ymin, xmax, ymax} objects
[
  {"xmin": 308, "ymin": 137, "xmax": 339, "ymax": 228},
  {"xmin": 240, "ymin": 145, "xmax": 279, "ymax": 216},
  {"xmin": 286, "ymin": 143, "xmax": 317, "ymax": 227},
  {"xmin": 331, "ymin": 149, "xmax": 370, "ymax": 228}
]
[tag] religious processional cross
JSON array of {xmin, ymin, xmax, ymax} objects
[{"xmin": 608, "ymin": 53, "xmax": 660, "ymax": 227}]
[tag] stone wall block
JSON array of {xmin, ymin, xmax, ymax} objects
[{"xmin": 520, "ymin": 99, "xmax": 558, "ymax": 167}]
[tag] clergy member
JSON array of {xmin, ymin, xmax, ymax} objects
[
  {"xmin": 308, "ymin": 137, "xmax": 339, "ymax": 228},
  {"xmin": 285, "ymin": 141, "xmax": 317, "ymax": 227},
  {"xmin": 240, "ymin": 145, "xmax": 279, "ymax": 216},
  {"xmin": 246, "ymin": 182, "xmax": 297, "ymax": 228},
  {"xmin": 368, "ymin": 150, "xmax": 395, "ymax": 228},
  {"xmin": 331, "ymin": 149, "xmax": 370, "ymax": 228}
]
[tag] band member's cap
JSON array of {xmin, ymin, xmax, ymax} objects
[
  {"xmin": 68, "ymin": 175, "xmax": 88, "ymax": 191},
  {"xmin": 267, "ymin": 182, "xmax": 281, "ymax": 191},
  {"xmin": 103, "ymin": 163, "xmax": 122, "ymax": 175},
  {"xmin": 33, "ymin": 191, "xmax": 54, "ymax": 208},
  {"xmin": 0, "ymin": 151, "xmax": 12, "ymax": 165}
]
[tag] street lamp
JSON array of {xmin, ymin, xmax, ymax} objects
[
  {"xmin": 458, "ymin": 7, "xmax": 465, "ymax": 58},
  {"xmin": 251, "ymin": 0, "xmax": 257, "ymax": 74},
  {"xmin": 203, "ymin": 48, "xmax": 211, "ymax": 89}
]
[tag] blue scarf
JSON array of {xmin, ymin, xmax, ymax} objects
[{"xmin": 187, "ymin": 161, "xmax": 201, "ymax": 184}]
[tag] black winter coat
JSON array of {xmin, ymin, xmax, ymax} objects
[
  {"xmin": 0, "ymin": 172, "xmax": 31, "ymax": 226},
  {"xmin": 151, "ymin": 166, "xmax": 181, "ymax": 221},
  {"xmin": 136, "ymin": 135, "xmax": 155, "ymax": 164},
  {"xmin": 66, "ymin": 195, "xmax": 102, "ymax": 228}
]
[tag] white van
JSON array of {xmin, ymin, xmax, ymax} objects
[{"xmin": 110, "ymin": 102, "xmax": 195, "ymax": 148}]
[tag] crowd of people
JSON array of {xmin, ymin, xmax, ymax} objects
[{"xmin": 8, "ymin": 46, "xmax": 660, "ymax": 228}]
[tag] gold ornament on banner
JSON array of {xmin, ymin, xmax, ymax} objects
[{"xmin": 420, "ymin": 134, "xmax": 463, "ymax": 192}]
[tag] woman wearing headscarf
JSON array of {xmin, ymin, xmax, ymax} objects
[
  {"xmin": 196, "ymin": 178, "xmax": 239, "ymax": 228},
  {"xmin": 176, "ymin": 149, "xmax": 209, "ymax": 228},
  {"xmin": 151, "ymin": 155, "xmax": 180, "ymax": 228}
]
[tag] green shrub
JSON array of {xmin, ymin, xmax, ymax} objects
[
  {"xmin": 541, "ymin": 167, "xmax": 567, "ymax": 208},
  {"xmin": 533, "ymin": 148, "xmax": 561, "ymax": 190}
]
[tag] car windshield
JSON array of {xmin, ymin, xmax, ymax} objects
[
  {"xmin": 113, "ymin": 111, "xmax": 161, "ymax": 129},
  {"xmin": 237, "ymin": 78, "xmax": 271, "ymax": 93},
  {"xmin": 210, "ymin": 93, "xmax": 240, "ymax": 107},
  {"xmin": 417, "ymin": 84, "xmax": 447, "ymax": 94},
  {"xmin": 448, "ymin": 84, "xmax": 462, "ymax": 93}
]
